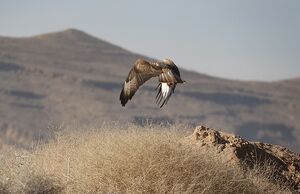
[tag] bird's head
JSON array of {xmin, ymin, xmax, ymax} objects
[
  {"xmin": 162, "ymin": 58, "xmax": 175, "ymax": 65},
  {"xmin": 162, "ymin": 58, "xmax": 176, "ymax": 69}
]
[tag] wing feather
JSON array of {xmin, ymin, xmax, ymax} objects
[
  {"xmin": 159, "ymin": 68, "xmax": 183, "ymax": 83},
  {"xmin": 155, "ymin": 83, "xmax": 176, "ymax": 108},
  {"xmin": 120, "ymin": 59, "xmax": 162, "ymax": 106},
  {"xmin": 155, "ymin": 64, "xmax": 182, "ymax": 107}
]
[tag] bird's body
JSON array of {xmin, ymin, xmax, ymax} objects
[{"xmin": 120, "ymin": 58, "xmax": 185, "ymax": 108}]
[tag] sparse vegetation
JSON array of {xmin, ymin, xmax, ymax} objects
[{"xmin": 0, "ymin": 125, "xmax": 292, "ymax": 193}]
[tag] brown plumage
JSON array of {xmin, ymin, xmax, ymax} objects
[{"xmin": 120, "ymin": 58, "xmax": 185, "ymax": 108}]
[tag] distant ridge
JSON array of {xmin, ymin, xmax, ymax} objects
[
  {"xmin": 2, "ymin": 28, "xmax": 104, "ymax": 43},
  {"xmin": 2, "ymin": 29, "xmax": 298, "ymax": 82},
  {"xmin": 31, "ymin": 28, "xmax": 126, "ymax": 49},
  {"xmin": 33, "ymin": 28, "xmax": 97, "ymax": 41},
  {"xmin": 0, "ymin": 28, "xmax": 142, "ymax": 65}
]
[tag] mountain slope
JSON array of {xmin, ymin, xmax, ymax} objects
[{"xmin": 0, "ymin": 29, "xmax": 299, "ymax": 152}]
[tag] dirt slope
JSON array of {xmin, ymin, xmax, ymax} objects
[{"xmin": 185, "ymin": 126, "xmax": 300, "ymax": 191}]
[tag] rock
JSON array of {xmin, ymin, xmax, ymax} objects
[{"xmin": 185, "ymin": 125, "xmax": 300, "ymax": 191}]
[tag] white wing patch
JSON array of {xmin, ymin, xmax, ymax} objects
[
  {"xmin": 155, "ymin": 83, "xmax": 174, "ymax": 108},
  {"xmin": 161, "ymin": 83, "xmax": 171, "ymax": 99}
]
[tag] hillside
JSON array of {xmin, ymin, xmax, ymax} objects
[{"xmin": 0, "ymin": 29, "xmax": 299, "ymax": 152}]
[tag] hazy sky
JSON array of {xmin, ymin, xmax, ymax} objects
[{"xmin": 1, "ymin": 0, "xmax": 299, "ymax": 81}]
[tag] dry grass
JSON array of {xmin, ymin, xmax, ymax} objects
[{"xmin": 0, "ymin": 124, "xmax": 292, "ymax": 194}]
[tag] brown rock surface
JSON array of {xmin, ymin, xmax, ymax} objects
[{"xmin": 185, "ymin": 125, "xmax": 300, "ymax": 191}]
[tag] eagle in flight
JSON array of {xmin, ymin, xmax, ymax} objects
[{"xmin": 120, "ymin": 58, "xmax": 185, "ymax": 108}]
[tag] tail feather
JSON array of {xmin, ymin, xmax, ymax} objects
[{"xmin": 119, "ymin": 87, "xmax": 129, "ymax": 106}]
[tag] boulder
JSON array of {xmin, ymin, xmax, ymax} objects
[{"xmin": 185, "ymin": 126, "xmax": 300, "ymax": 191}]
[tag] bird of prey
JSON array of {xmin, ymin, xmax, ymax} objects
[{"xmin": 120, "ymin": 58, "xmax": 185, "ymax": 108}]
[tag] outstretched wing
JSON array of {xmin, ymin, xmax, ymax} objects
[
  {"xmin": 155, "ymin": 64, "xmax": 183, "ymax": 108},
  {"xmin": 120, "ymin": 59, "xmax": 162, "ymax": 106},
  {"xmin": 159, "ymin": 66, "xmax": 184, "ymax": 84}
]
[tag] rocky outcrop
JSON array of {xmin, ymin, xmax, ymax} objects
[{"xmin": 185, "ymin": 126, "xmax": 300, "ymax": 191}]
